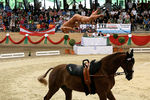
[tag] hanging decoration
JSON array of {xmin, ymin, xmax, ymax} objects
[
  {"xmin": 28, "ymin": 36, "xmax": 45, "ymax": 44},
  {"xmin": 44, "ymin": 34, "xmax": 48, "ymax": 44},
  {"xmin": 109, "ymin": 35, "xmax": 129, "ymax": 46},
  {"xmin": 0, "ymin": 34, "xmax": 150, "ymax": 46},
  {"xmin": 5, "ymin": 33, "xmax": 9, "ymax": 44},
  {"xmin": 127, "ymin": 34, "xmax": 132, "ymax": 45},
  {"xmin": 131, "ymin": 35, "xmax": 150, "ymax": 46},
  {"xmin": 106, "ymin": 34, "xmax": 111, "ymax": 46},
  {"xmin": 47, "ymin": 37, "xmax": 64, "ymax": 44},
  {"xmin": 0, "ymin": 36, "xmax": 7, "ymax": 43},
  {"xmin": 64, "ymin": 34, "xmax": 69, "ymax": 45},
  {"xmin": 24, "ymin": 34, "xmax": 28, "ymax": 44},
  {"xmin": 9, "ymin": 36, "xmax": 26, "ymax": 44}
]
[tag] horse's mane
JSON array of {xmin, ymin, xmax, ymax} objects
[
  {"xmin": 90, "ymin": 52, "xmax": 126, "ymax": 74},
  {"xmin": 101, "ymin": 52, "xmax": 126, "ymax": 61}
]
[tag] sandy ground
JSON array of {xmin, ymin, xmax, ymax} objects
[{"xmin": 0, "ymin": 53, "xmax": 150, "ymax": 100}]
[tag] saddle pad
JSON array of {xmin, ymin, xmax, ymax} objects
[{"xmin": 66, "ymin": 64, "xmax": 83, "ymax": 76}]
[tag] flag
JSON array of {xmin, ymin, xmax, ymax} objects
[{"xmin": 20, "ymin": 25, "xmax": 55, "ymax": 36}]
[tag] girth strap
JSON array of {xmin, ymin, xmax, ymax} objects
[{"xmin": 83, "ymin": 59, "xmax": 91, "ymax": 94}]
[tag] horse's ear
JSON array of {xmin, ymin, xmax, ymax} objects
[
  {"xmin": 126, "ymin": 51, "xmax": 130, "ymax": 57},
  {"xmin": 130, "ymin": 49, "xmax": 134, "ymax": 57}
]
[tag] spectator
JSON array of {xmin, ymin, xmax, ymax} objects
[
  {"xmin": 3, "ymin": 18, "xmax": 9, "ymax": 30},
  {"xmin": 124, "ymin": 13, "xmax": 130, "ymax": 19},
  {"xmin": 10, "ymin": 18, "xmax": 15, "ymax": 31},
  {"xmin": 117, "ymin": 16, "xmax": 123, "ymax": 24},
  {"xmin": 30, "ymin": 21, "xmax": 36, "ymax": 31},
  {"xmin": 137, "ymin": 0, "xmax": 141, "ymax": 13},
  {"xmin": 79, "ymin": 1, "xmax": 83, "ymax": 9},
  {"xmin": 0, "ymin": 2, "xmax": 3, "ymax": 9},
  {"xmin": 0, "ymin": 19, "xmax": 4, "ymax": 31},
  {"xmin": 131, "ymin": 8, "xmax": 137, "ymax": 16},
  {"xmin": 36, "ymin": 22, "xmax": 40, "ymax": 31},
  {"xmin": 124, "ymin": 16, "xmax": 130, "ymax": 24},
  {"xmin": 40, "ymin": 22, "xmax": 46, "ymax": 31},
  {"xmin": 128, "ymin": 1, "xmax": 133, "ymax": 10},
  {"xmin": 143, "ymin": 17, "xmax": 150, "ymax": 31},
  {"xmin": 97, "ymin": 31, "xmax": 104, "ymax": 37}
]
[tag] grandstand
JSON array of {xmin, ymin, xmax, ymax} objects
[{"xmin": 0, "ymin": 0, "xmax": 150, "ymax": 54}]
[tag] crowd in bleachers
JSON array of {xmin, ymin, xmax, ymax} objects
[{"xmin": 0, "ymin": 1, "xmax": 150, "ymax": 32}]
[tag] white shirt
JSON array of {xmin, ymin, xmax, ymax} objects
[{"xmin": 131, "ymin": 10, "xmax": 137, "ymax": 15}]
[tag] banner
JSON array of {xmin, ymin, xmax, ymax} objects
[
  {"xmin": 97, "ymin": 24, "xmax": 131, "ymax": 34},
  {"xmin": 20, "ymin": 25, "xmax": 55, "ymax": 36}
]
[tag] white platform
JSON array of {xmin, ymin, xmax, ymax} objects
[
  {"xmin": 73, "ymin": 45, "xmax": 113, "ymax": 55},
  {"xmin": 81, "ymin": 37, "xmax": 107, "ymax": 46}
]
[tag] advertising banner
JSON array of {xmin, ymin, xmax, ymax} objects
[{"xmin": 97, "ymin": 24, "xmax": 131, "ymax": 34}]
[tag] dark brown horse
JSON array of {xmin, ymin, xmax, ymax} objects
[{"xmin": 38, "ymin": 50, "xmax": 135, "ymax": 100}]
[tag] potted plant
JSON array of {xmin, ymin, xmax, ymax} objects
[
  {"xmin": 69, "ymin": 39, "xmax": 76, "ymax": 55},
  {"xmin": 113, "ymin": 34, "xmax": 119, "ymax": 52},
  {"xmin": 118, "ymin": 37, "xmax": 125, "ymax": 52},
  {"xmin": 83, "ymin": 32, "xmax": 88, "ymax": 37},
  {"xmin": 113, "ymin": 34, "xmax": 118, "ymax": 39},
  {"xmin": 64, "ymin": 34, "xmax": 70, "ymax": 54}
]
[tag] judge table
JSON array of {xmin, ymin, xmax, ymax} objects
[
  {"xmin": 74, "ymin": 37, "xmax": 113, "ymax": 55},
  {"xmin": 81, "ymin": 37, "xmax": 107, "ymax": 46}
]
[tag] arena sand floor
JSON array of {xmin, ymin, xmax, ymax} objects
[{"xmin": 0, "ymin": 53, "xmax": 150, "ymax": 100}]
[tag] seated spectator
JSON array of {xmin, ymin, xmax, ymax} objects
[
  {"xmin": 97, "ymin": 31, "xmax": 104, "ymax": 37},
  {"xmin": 25, "ymin": 21, "xmax": 30, "ymax": 30},
  {"xmin": 92, "ymin": 31, "xmax": 98, "ymax": 37},
  {"xmin": 55, "ymin": 17, "xmax": 63, "ymax": 32},
  {"xmin": 49, "ymin": 22, "xmax": 55, "ymax": 28},
  {"xmin": 143, "ymin": 17, "xmax": 150, "ymax": 31},
  {"xmin": 36, "ymin": 22, "xmax": 40, "ymax": 31},
  {"xmin": 48, "ymin": 17, "xmax": 53, "ymax": 24},
  {"xmin": 0, "ymin": 19, "xmax": 4, "ymax": 31},
  {"xmin": 124, "ymin": 12, "xmax": 130, "ymax": 19},
  {"xmin": 10, "ymin": 18, "xmax": 15, "ymax": 31},
  {"xmin": 117, "ymin": 16, "xmax": 123, "ymax": 24},
  {"xmin": 124, "ymin": 17, "xmax": 130, "ymax": 24},
  {"xmin": 113, "ymin": 18, "xmax": 117, "ymax": 23},
  {"xmin": 3, "ymin": 18, "xmax": 9, "ymax": 30},
  {"xmin": 107, "ymin": 19, "xmax": 111, "ymax": 24},
  {"xmin": 19, "ymin": 17, "xmax": 25, "ymax": 26},
  {"xmin": 40, "ymin": 22, "xmax": 46, "ymax": 31},
  {"xmin": 29, "ymin": 21, "xmax": 36, "ymax": 31}
]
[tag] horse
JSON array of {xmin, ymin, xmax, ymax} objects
[{"xmin": 38, "ymin": 50, "xmax": 135, "ymax": 100}]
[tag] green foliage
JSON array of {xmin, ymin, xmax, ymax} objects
[
  {"xmin": 69, "ymin": 39, "xmax": 76, "ymax": 47},
  {"xmin": 83, "ymin": 32, "xmax": 88, "ymax": 37},
  {"xmin": 118, "ymin": 37, "xmax": 125, "ymax": 44},
  {"xmin": 113, "ymin": 34, "xmax": 118, "ymax": 39},
  {"xmin": 64, "ymin": 35, "xmax": 69, "ymax": 40}
]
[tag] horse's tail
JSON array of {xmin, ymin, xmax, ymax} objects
[{"xmin": 38, "ymin": 68, "xmax": 54, "ymax": 86}]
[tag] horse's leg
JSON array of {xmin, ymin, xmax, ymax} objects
[
  {"xmin": 61, "ymin": 86, "xmax": 72, "ymax": 100},
  {"xmin": 107, "ymin": 90, "xmax": 116, "ymax": 100},
  {"xmin": 44, "ymin": 86, "xmax": 59, "ymax": 100},
  {"xmin": 97, "ymin": 92, "xmax": 107, "ymax": 100}
]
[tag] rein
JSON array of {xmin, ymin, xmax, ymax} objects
[{"xmin": 90, "ymin": 72, "xmax": 125, "ymax": 77}]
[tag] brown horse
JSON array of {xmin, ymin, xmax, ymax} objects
[{"xmin": 38, "ymin": 50, "xmax": 135, "ymax": 100}]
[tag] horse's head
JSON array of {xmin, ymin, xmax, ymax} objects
[{"xmin": 120, "ymin": 49, "xmax": 135, "ymax": 81}]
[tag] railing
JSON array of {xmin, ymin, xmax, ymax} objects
[{"xmin": 0, "ymin": 23, "xmax": 149, "ymax": 33}]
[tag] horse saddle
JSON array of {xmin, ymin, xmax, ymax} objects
[
  {"xmin": 66, "ymin": 59, "xmax": 101, "ymax": 95},
  {"xmin": 66, "ymin": 59, "xmax": 101, "ymax": 77}
]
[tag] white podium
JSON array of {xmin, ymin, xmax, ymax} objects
[
  {"xmin": 74, "ymin": 37, "xmax": 113, "ymax": 55},
  {"xmin": 73, "ymin": 45, "xmax": 113, "ymax": 55},
  {"xmin": 81, "ymin": 37, "xmax": 107, "ymax": 46}
]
